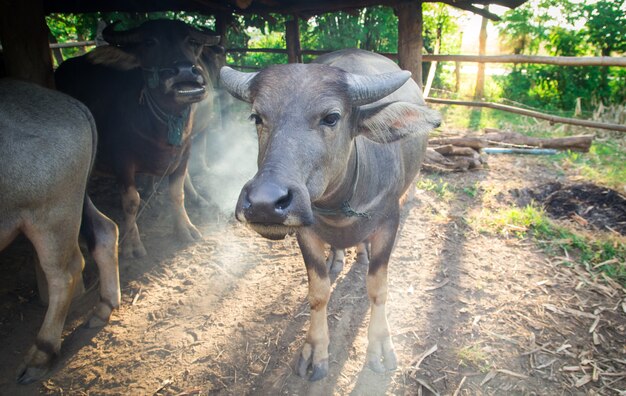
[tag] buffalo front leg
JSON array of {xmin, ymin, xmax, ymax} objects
[
  {"xmin": 296, "ymin": 229, "xmax": 331, "ymax": 381},
  {"xmin": 120, "ymin": 183, "xmax": 147, "ymax": 258},
  {"xmin": 365, "ymin": 218, "xmax": 399, "ymax": 373},
  {"xmin": 169, "ymin": 161, "xmax": 202, "ymax": 242}
]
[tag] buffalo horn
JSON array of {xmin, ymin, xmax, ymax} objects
[
  {"xmin": 102, "ymin": 22, "xmax": 142, "ymax": 47},
  {"xmin": 191, "ymin": 29, "xmax": 221, "ymax": 46},
  {"xmin": 346, "ymin": 70, "xmax": 412, "ymax": 106},
  {"xmin": 220, "ymin": 66, "xmax": 258, "ymax": 103}
]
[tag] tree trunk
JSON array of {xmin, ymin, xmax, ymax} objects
[
  {"xmin": 396, "ymin": 1, "xmax": 423, "ymax": 90},
  {"xmin": 430, "ymin": 130, "xmax": 594, "ymax": 152},
  {"xmin": 474, "ymin": 5, "xmax": 488, "ymax": 100}
]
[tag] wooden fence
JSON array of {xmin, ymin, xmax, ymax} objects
[
  {"xmin": 226, "ymin": 48, "xmax": 626, "ymax": 132},
  {"xmin": 8, "ymin": 41, "xmax": 624, "ymax": 132}
]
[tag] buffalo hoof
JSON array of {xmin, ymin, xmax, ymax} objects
[
  {"xmin": 16, "ymin": 346, "xmax": 54, "ymax": 384},
  {"xmin": 121, "ymin": 240, "xmax": 147, "ymax": 259},
  {"xmin": 366, "ymin": 343, "xmax": 397, "ymax": 373},
  {"xmin": 297, "ymin": 354, "xmax": 329, "ymax": 381},
  {"xmin": 177, "ymin": 224, "xmax": 202, "ymax": 242},
  {"xmin": 16, "ymin": 365, "xmax": 49, "ymax": 385}
]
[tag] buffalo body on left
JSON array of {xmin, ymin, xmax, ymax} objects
[{"xmin": 0, "ymin": 79, "xmax": 120, "ymax": 384}]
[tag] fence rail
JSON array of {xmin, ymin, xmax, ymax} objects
[
  {"xmin": 6, "ymin": 42, "xmax": 622, "ymax": 132},
  {"xmin": 227, "ymin": 48, "xmax": 626, "ymax": 67}
]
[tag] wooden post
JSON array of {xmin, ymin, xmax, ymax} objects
[
  {"xmin": 285, "ymin": 15, "xmax": 301, "ymax": 63},
  {"xmin": 0, "ymin": 0, "xmax": 54, "ymax": 88},
  {"xmin": 215, "ymin": 11, "xmax": 230, "ymax": 70},
  {"xmin": 396, "ymin": 1, "xmax": 423, "ymax": 90},
  {"xmin": 474, "ymin": 5, "xmax": 488, "ymax": 100}
]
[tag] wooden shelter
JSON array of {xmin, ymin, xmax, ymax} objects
[{"xmin": 0, "ymin": 0, "xmax": 527, "ymax": 89}]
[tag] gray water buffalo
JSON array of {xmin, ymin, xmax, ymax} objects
[
  {"xmin": 220, "ymin": 49, "xmax": 441, "ymax": 380},
  {"xmin": 0, "ymin": 79, "xmax": 120, "ymax": 384},
  {"xmin": 55, "ymin": 20, "xmax": 220, "ymax": 258}
]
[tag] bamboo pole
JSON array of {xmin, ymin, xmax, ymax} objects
[{"xmin": 425, "ymin": 98, "xmax": 626, "ymax": 133}]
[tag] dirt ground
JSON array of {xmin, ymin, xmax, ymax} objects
[{"xmin": 0, "ymin": 151, "xmax": 625, "ymax": 395}]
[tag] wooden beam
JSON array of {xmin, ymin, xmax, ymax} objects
[
  {"xmin": 426, "ymin": 98, "xmax": 626, "ymax": 133},
  {"xmin": 0, "ymin": 0, "xmax": 54, "ymax": 88},
  {"xmin": 285, "ymin": 15, "xmax": 302, "ymax": 63},
  {"xmin": 396, "ymin": 1, "xmax": 423, "ymax": 90},
  {"xmin": 422, "ymin": 54, "xmax": 626, "ymax": 66}
]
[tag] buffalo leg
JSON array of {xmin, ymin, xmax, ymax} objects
[
  {"xmin": 34, "ymin": 254, "xmax": 86, "ymax": 306},
  {"xmin": 119, "ymin": 182, "xmax": 146, "ymax": 258},
  {"xmin": 81, "ymin": 196, "xmax": 121, "ymax": 328},
  {"xmin": 169, "ymin": 161, "xmax": 202, "ymax": 242},
  {"xmin": 296, "ymin": 228, "xmax": 331, "ymax": 381},
  {"xmin": 356, "ymin": 242, "xmax": 370, "ymax": 265},
  {"xmin": 327, "ymin": 242, "xmax": 369, "ymax": 274},
  {"xmin": 326, "ymin": 247, "xmax": 345, "ymax": 274},
  {"xmin": 365, "ymin": 217, "xmax": 399, "ymax": 373},
  {"xmin": 17, "ymin": 226, "xmax": 83, "ymax": 384},
  {"xmin": 184, "ymin": 172, "xmax": 212, "ymax": 209}
]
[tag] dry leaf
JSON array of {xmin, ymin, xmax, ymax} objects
[
  {"xmin": 575, "ymin": 374, "xmax": 592, "ymax": 387},
  {"xmin": 480, "ymin": 369, "xmax": 498, "ymax": 386}
]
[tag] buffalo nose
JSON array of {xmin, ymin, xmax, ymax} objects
[
  {"xmin": 173, "ymin": 61, "xmax": 201, "ymax": 77},
  {"xmin": 243, "ymin": 183, "xmax": 293, "ymax": 223}
]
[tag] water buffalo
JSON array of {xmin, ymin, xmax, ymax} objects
[
  {"xmin": 0, "ymin": 79, "xmax": 120, "ymax": 384},
  {"xmin": 55, "ymin": 20, "xmax": 220, "ymax": 258},
  {"xmin": 220, "ymin": 49, "xmax": 441, "ymax": 380}
]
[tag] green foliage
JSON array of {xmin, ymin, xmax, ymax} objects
[
  {"xmin": 416, "ymin": 178, "xmax": 455, "ymax": 201},
  {"xmin": 580, "ymin": 0, "xmax": 626, "ymax": 56},
  {"xmin": 304, "ymin": 7, "xmax": 398, "ymax": 52},
  {"xmin": 551, "ymin": 141, "xmax": 626, "ymax": 190},
  {"xmin": 496, "ymin": 0, "xmax": 626, "ymax": 112}
]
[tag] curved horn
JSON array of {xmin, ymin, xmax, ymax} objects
[
  {"xmin": 219, "ymin": 66, "xmax": 258, "ymax": 103},
  {"xmin": 102, "ymin": 21, "xmax": 142, "ymax": 47},
  {"xmin": 346, "ymin": 70, "xmax": 412, "ymax": 106},
  {"xmin": 191, "ymin": 28, "xmax": 221, "ymax": 46}
]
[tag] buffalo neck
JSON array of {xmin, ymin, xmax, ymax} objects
[
  {"xmin": 140, "ymin": 87, "xmax": 192, "ymax": 146},
  {"xmin": 312, "ymin": 140, "xmax": 370, "ymax": 219}
]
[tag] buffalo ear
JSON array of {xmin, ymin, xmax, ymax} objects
[
  {"xmin": 87, "ymin": 46, "xmax": 140, "ymax": 71},
  {"xmin": 355, "ymin": 101, "xmax": 442, "ymax": 143}
]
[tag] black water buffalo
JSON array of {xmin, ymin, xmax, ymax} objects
[
  {"xmin": 220, "ymin": 49, "xmax": 441, "ymax": 380},
  {"xmin": 55, "ymin": 20, "xmax": 219, "ymax": 258},
  {"xmin": 0, "ymin": 79, "xmax": 120, "ymax": 384}
]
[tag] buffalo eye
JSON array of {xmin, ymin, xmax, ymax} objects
[
  {"xmin": 249, "ymin": 113, "xmax": 263, "ymax": 125},
  {"xmin": 321, "ymin": 112, "xmax": 341, "ymax": 127}
]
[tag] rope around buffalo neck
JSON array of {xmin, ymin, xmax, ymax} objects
[
  {"xmin": 312, "ymin": 142, "xmax": 371, "ymax": 219},
  {"xmin": 140, "ymin": 85, "xmax": 190, "ymax": 146}
]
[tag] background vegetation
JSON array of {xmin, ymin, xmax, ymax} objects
[{"xmin": 44, "ymin": 0, "xmax": 625, "ymax": 115}]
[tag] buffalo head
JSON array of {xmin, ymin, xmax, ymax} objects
[
  {"xmin": 90, "ymin": 19, "xmax": 220, "ymax": 106},
  {"xmin": 220, "ymin": 63, "xmax": 441, "ymax": 240}
]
